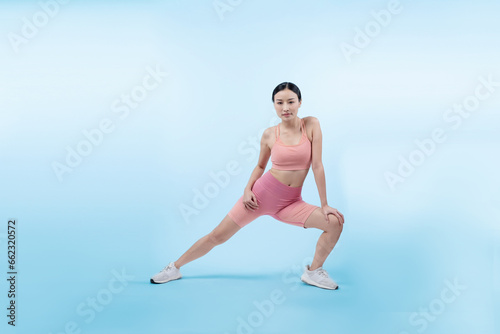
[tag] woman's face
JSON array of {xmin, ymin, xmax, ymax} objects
[{"xmin": 273, "ymin": 89, "xmax": 301, "ymax": 121}]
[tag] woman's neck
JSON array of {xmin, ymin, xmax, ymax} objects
[{"xmin": 280, "ymin": 117, "xmax": 300, "ymax": 130}]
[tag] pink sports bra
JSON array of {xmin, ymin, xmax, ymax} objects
[{"xmin": 271, "ymin": 118, "xmax": 312, "ymax": 171}]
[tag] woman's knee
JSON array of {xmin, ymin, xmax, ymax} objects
[
  {"xmin": 207, "ymin": 229, "xmax": 229, "ymax": 245},
  {"xmin": 207, "ymin": 231, "xmax": 222, "ymax": 245},
  {"xmin": 327, "ymin": 214, "xmax": 343, "ymax": 234},
  {"xmin": 207, "ymin": 215, "xmax": 241, "ymax": 245}
]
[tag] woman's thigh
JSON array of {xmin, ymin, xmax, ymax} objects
[
  {"xmin": 273, "ymin": 199, "xmax": 320, "ymax": 228},
  {"xmin": 226, "ymin": 179, "xmax": 276, "ymax": 228}
]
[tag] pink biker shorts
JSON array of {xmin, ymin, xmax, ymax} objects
[{"xmin": 227, "ymin": 170, "xmax": 320, "ymax": 229}]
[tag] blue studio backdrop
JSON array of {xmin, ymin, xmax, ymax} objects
[{"xmin": 1, "ymin": 0, "xmax": 499, "ymax": 333}]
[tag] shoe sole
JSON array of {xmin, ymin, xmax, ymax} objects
[
  {"xmin": 301, "ymin": 275, "xmax": 338, "ymax": 290},
  {"xmin": 150, "ymin": 275, "xmax": 182, "ymax": 284}
]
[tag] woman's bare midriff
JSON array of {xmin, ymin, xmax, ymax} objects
[{"xmin": 269, "ymin": 168, "xmax": 309, "ymax": 187}]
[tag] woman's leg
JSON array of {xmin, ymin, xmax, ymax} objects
[
  {"xmin": 173, "ymin": 214, "xmax": 242, "ymax": 269},
  {"xmin": 303, "ymin": 208, "xmax": 343, "ymax": 270}
]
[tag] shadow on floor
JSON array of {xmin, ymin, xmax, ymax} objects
[{"xmin": 181, "ymin": 273, "xmax": 279, "ymax": 280}]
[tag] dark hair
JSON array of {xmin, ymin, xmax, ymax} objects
[{"xmin": 272, "ymin": 82, "xmax": 302, "ymax": 103}]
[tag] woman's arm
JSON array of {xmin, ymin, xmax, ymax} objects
[
  {"xmin": 241, "ymin": 128, "xmax": 272, "ymax": 212},
  {"xmin": 244, "ymin": 127, "xmax": 272, "ymax": 191},
  {"xmin": 310, "ymin": 117, "xmax": 328, "ymax": 207},
  {"xmin": 310, "ymin": 117, "xmax": 344, "ymax": 224}
]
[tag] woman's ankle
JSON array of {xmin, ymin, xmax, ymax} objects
[{"xmin": 309, "ymin": 264, "xmax": 320, "ymax": 271}]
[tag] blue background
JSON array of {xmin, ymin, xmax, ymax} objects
[{"xmin": 1, "ymin": 0, "xmax": 499, "ymax": 333}]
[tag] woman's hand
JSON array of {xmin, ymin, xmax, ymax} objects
[
  {"xmin": 243, "ymin": 188, "xmax": 259, "ymax": 211},
  {"xmin": 321, "ymin": 205, "xmax": 344, "ymax": 226}
]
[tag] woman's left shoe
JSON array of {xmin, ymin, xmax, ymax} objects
[
  {"xmin": 300, "ymin": 265, "xmax": 338, "ymax": 290},
  {"xmin": 150, "ymin": 262, "xmax": 182, "ymax": 284}
]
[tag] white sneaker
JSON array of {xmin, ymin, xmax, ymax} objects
[
  {"xmin": 301, "ymin": 264, "xmax": 338, "ymax": 290},
  {"xmin": 150, "ymin": 262, "xmax": 182, "ymax": 284}
]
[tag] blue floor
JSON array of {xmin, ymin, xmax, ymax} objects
[{"xmin": 3, "ymin": 205, "xmax": 497, "ymax": 334}]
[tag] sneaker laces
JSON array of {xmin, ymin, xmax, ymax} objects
[
  {"xmin": 316, "ymin": 268, "xmax": 329, "ymax": 278},
  {"xmin": 162, "ymin": 263, "xmax": 173, "ymax": 272}
]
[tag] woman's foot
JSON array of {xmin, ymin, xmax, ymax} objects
[
  {"xmin": 300, "ymin": 265, "xmax": 338, "ymax": 290},
  {"xmin": 150, "ymin": 262, "xmax": 182, "ymax": 284}
]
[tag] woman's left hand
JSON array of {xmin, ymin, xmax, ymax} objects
[{"xmin": 321, "ymin": 205, "xmax": 344, "ymax": 226}]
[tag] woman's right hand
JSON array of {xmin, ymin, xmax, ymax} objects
[{"xmin": 242, "ymin": 188, "xmax": 259, "ymax": 211}]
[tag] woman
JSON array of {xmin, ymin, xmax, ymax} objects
[{"xmin": 151, "ymin": 82, "xmax": 345, "ymax": 289}]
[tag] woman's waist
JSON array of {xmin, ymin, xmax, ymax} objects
[{"xmin": 268, "ymin": 168, "xmax": 308, "ymax": 188}]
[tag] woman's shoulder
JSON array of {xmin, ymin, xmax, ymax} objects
[
  {"xmin": 260, "ymin": 125, "xmax": 278, "ymax": 150},
  {"xmin": 261, "ymin": 125, "xmax": 276, "ymax": 141},
  {"xmin": 303, "ymin": 116, "xmax": 319, "ymax": 128},
  {"xmin": 263, "ymin": 125, "xmax": 276, "ymax": 136}
]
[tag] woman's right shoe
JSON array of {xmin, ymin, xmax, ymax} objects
[
  {"xmin": 300, "ymin": 264, "xmax": 338, "ymax": 290},
  {"xmin": 150, "ymin": 262, "xmax": 182, "ymax": 284}
]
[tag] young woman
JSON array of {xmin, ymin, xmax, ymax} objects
[{"xmin": 151, "ymin": 82, "xmax": 345, "ymax": 289}]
